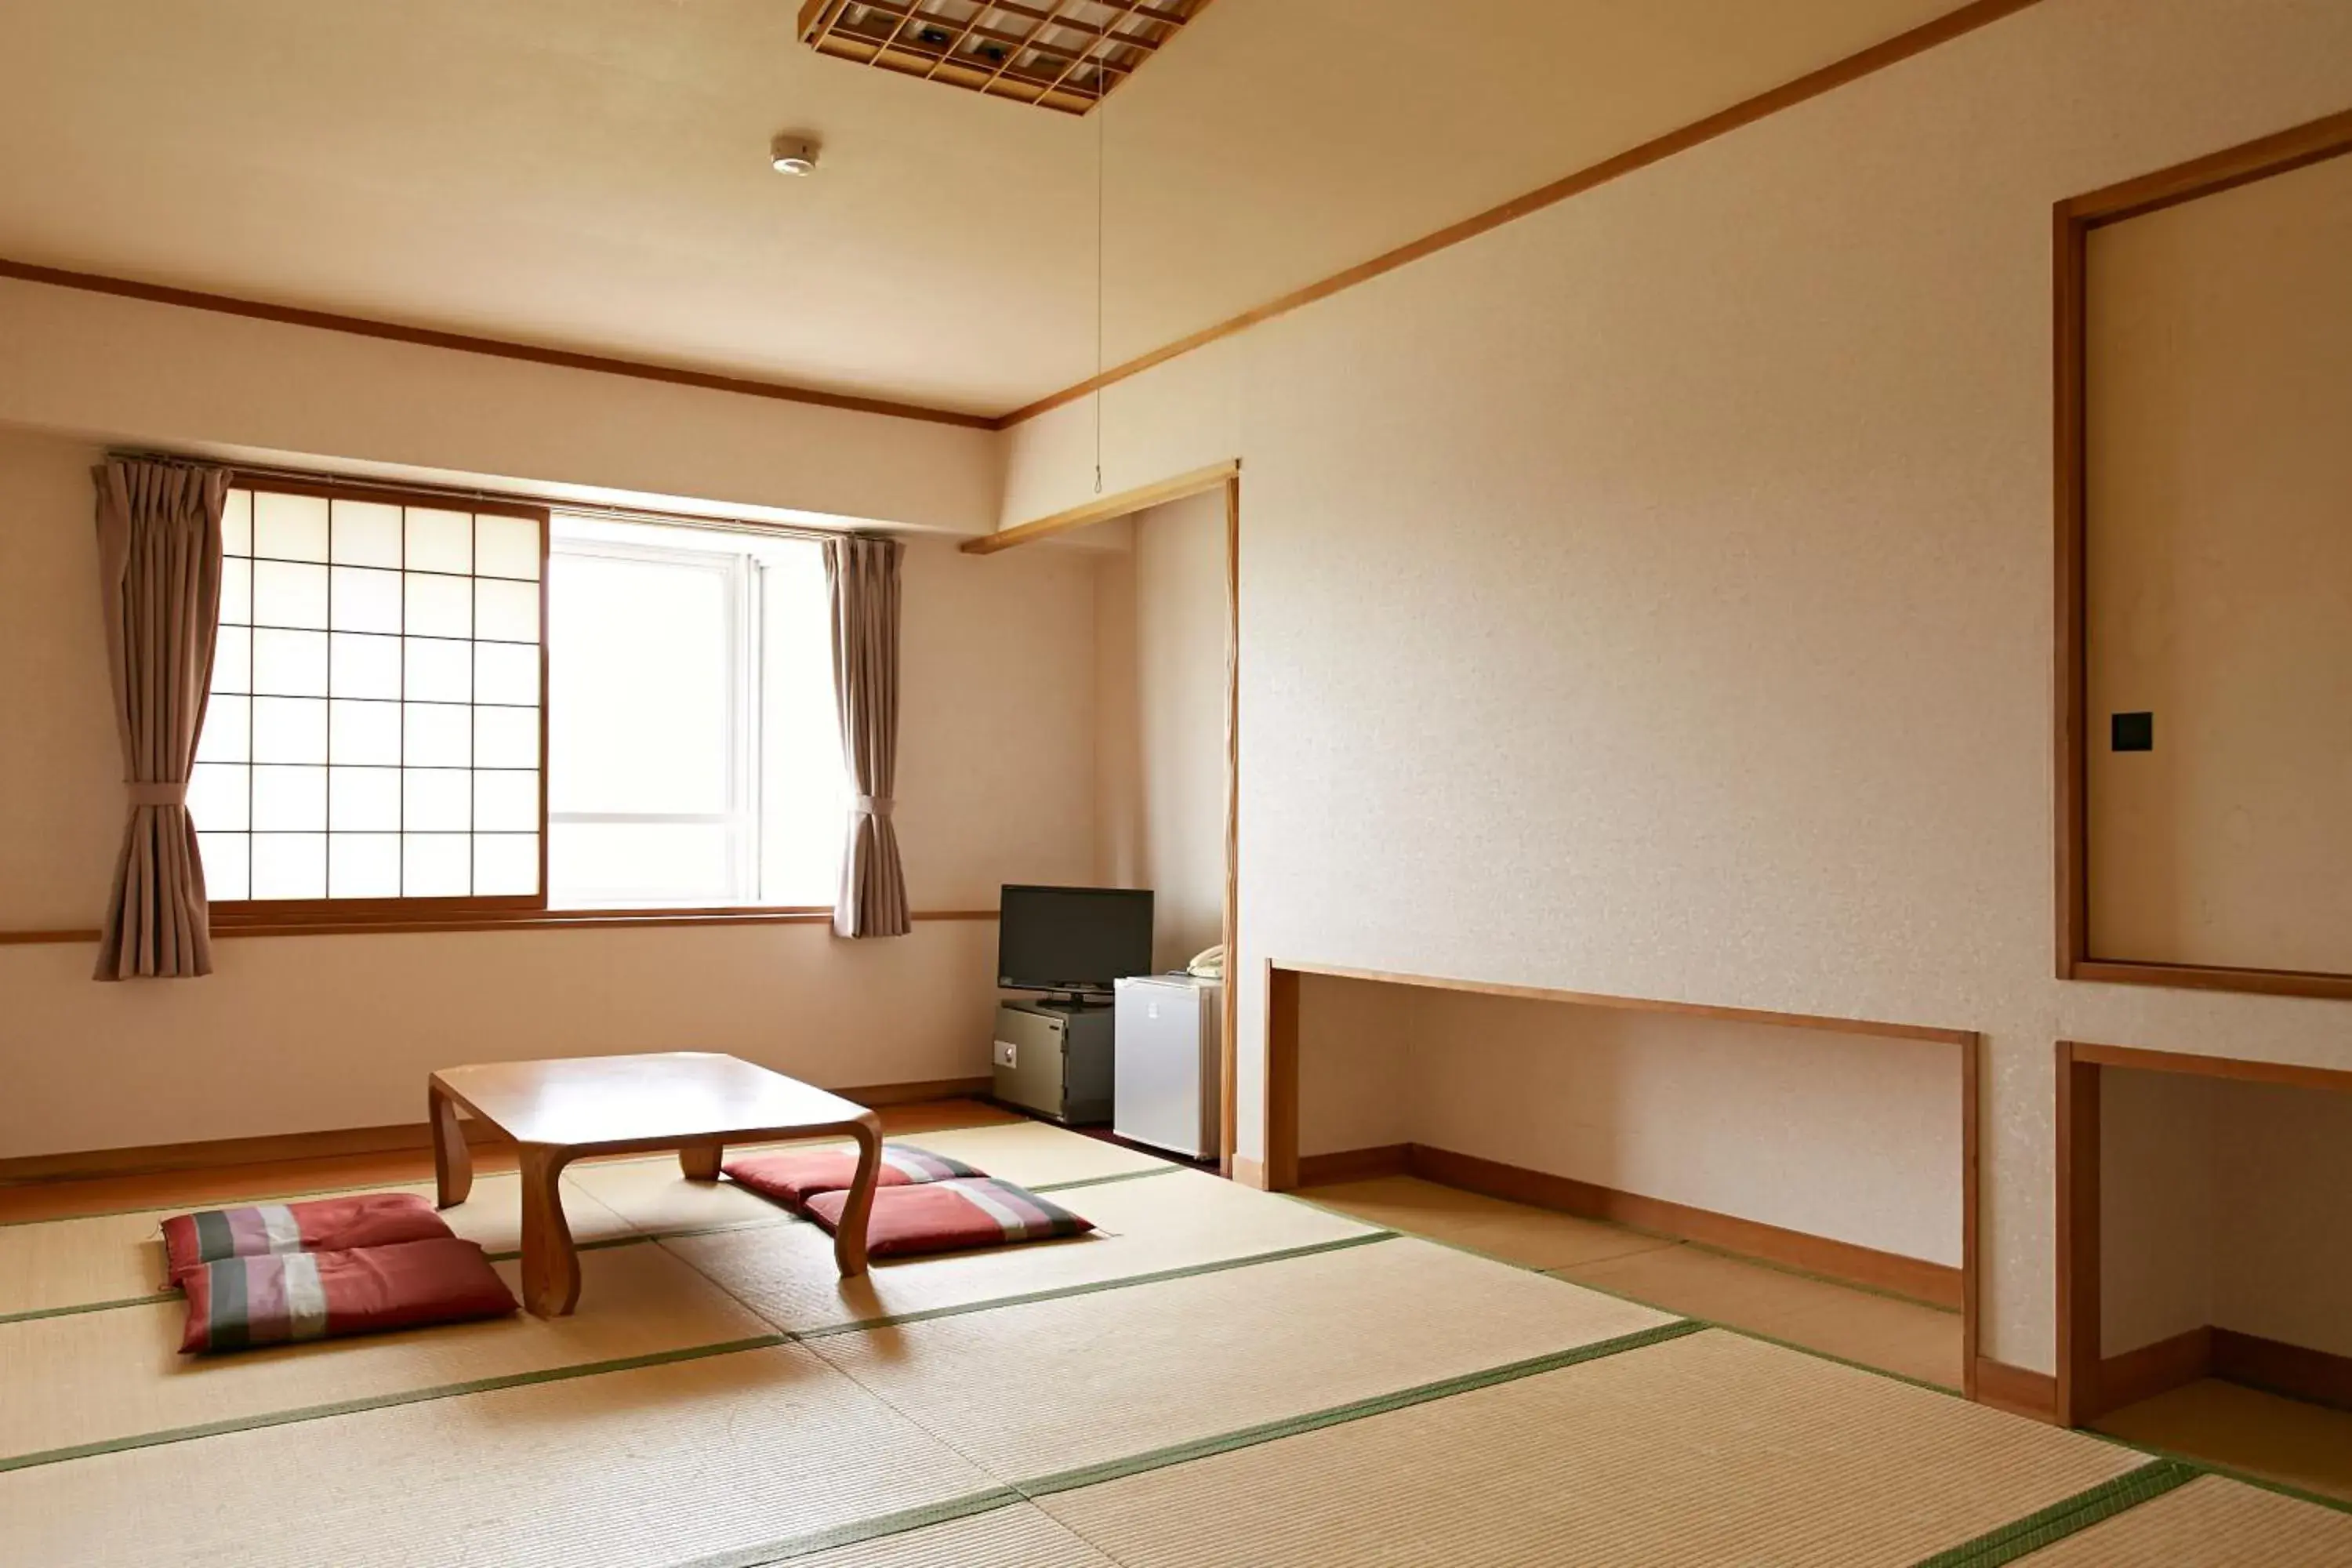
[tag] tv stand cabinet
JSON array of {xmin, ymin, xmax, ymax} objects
[{"xmin": 992, "ymin": 1000, "xmax": 1114, "ymax": 1124}]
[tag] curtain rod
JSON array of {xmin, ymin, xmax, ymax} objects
[{"xmin": 108, "ymin": 449, "xmax": 867, "ymax": 544}]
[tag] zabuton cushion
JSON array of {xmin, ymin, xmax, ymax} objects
[
  {"xmin": 804, "ymin": 1178, "xmax": 1093, "ymax": 1258},
  {"xmin": 179, "ymin": 1236, "xmax": 517, "ymax": 1355},
  {"xmin": 161, "ymin": 1192, "xmax": 454, "ymax": 1284},
  {"xmin": 722, "ymin": 1143, "xmax": 984, "ymax": 1212}
]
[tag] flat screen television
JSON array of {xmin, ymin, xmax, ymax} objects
[{"xmin": 998, "ymin": 884, "xmax": 1154, "ymax": 997}]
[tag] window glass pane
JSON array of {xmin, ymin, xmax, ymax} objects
[
  {"xmin": 328, "ymin": 833, "xmax": 401, "ymax": 898},
  {"xmin": 252, "ymin": 833, "xmax": 326, "ymax": 899},
  {"xmin": 330, "ymin": 500, "xmax": 402, "ymax": 568},
  {"xmin": 187, "ymin": 763, "xmax": 249, "ymax": 832},
  {"xmin": 252, "ymin": 628, "xmax": 328, "ymax": 697},
  {"xmin": 252, "ymin": 764, "xmax": 327, "ymax": 832},
  {"xmin": 196, "ymin": 695, "xmax": 249, "ymax": 763},
  {"xmin": 252, "ymin": 492, "xmax": 328, "ymax": 562},
  {"xmin": 405, "ymin": 638, "xmax": 470, "ymax": 703},
  {"xmin": 475, "ymin": 578, "xmax": 539, "ymax": 643},
  {"xmin": 221, "ymin": 491, "xmax": 253, "ymax": 557},
  {"xmin": 252, "ymin": 697, "xmax": 327, "ymax": 764},
  {"xmin": 329, "ymin": 633, "xmax": 401, "ymax": 699},
  {"xmin": 220, "ymin": 558, "xmax": 252, "ymax": 626},
  {"xmin": 254, "ymin": 561, "xmax": 328, "ymax": 630},
  {"xmin": 474, "ymin": 641, "xmax": 539, "ymax": 706},
  {"xmin": 760, "ymin": 545, "xmax": 850, "ymax": 904},
  {"xmin": 198, "ymin": 833, "xmax": 249, "ymax": 900},
  {"xmin": 474, "ymin": 770, "xmax": 538, "ymax": 832},
  {"xmin": 474, "ymin": 833, "xmax": 539, "ymax": 895},
  {"xmin": 550, "ymin": 822, "xmax": 734, "ymax": 906},
  {"xmin": 550, "ymin": 552, "xmax": 731, "ymax": 815},
  {"xmin": 405, "ymin": 509, "xmax": 471, "ymax": 574},
  {"xmin": 403, "ymin": 833, "xmax": 470, "ymax": 896},
  {"xmin": 330, "ymin": 766, "xmax": 401, "ymax": 832},
  {"xmin": 211, "ymin": 627, "xmax": 250, "ymax": 695},
  {"xmin": 404, "ymin": 769, "xmax": 470, "ymax": 832},
  {"xmin": 330, "ymin": 566, "xmax": 403, "ymax": 633},
  {"xmin": 330, "ymin": 699, "xmax": 401, "ymax": 765},
  {"xmin": 475, "ymin": 514, "xmax": 542, "ymax": 580},
  {"xmin": 474, "ymin": 706, "xmax": 539, "ymax": 768}
]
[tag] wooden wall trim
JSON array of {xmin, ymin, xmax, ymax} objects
[
  {"xmin": 1409, "ymin": 1142, "xmax": 1963, "ymax": 1309},
  {"xmin": 2053, "ymin": 111, "xmax": 2352, "ymax": 1000},
  {"xmin": 2071, "ymin": 1040, "xmax": 2352, "ymax": 1096},
  {"xmin": 2212, "ymin": 1328, "xmax": 2352, "ymax": 1415},
  {"xmin": 1272, "ymin": 959, "xmax": 1974, "ymax": 1046},
  {"xmin": 1294, "ymin": 1145, "xmax": 1413, "ymax": 1186},
  {"xmin": 0, "ymin": 257, "xmax": 995, "ymax": 430},
  {"xmin": 1220, "ymin": 476, "xmax": 1242, "ymax": 1172},
  {"xmin": 961, "ymin": 460, "xmax": 1239, "ymax": 554},
  {"xmin": 0, "ymin": 1076, "xmax": 993, "ymax": 1188},
  {"xmin": 996, "ymin": 0, "xmax": 2045, "ymax": 428},
  {"xmin": 1974, "ymin": 1358, "xmax": 2060, "ymax": 1423},
  {"xmin": 0, "ymin": 908, "xmax": 997, "ymax": 946},
  {"xmin": 2056, "ymin": 1040, "xmax": 2103, "ymax": 1427},
  {"xmin": 2096, "ymin": 1326, "xmax": 2212, "ymax": 1417}
]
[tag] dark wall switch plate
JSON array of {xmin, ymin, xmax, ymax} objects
[{"xmin": 2111, "ymin": 712, "xmax": 2154, "ymax": 752}]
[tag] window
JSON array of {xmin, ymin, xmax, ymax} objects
[
  {"xmin": 191, "ymin": 482, "xmax": 546, "ymax": 908},
  {"xmin": 546, "ymin": 516, "xmax": 844, "ymax": 907},
  {"xmin": 187, "ymin": 477, "xmax": 847, "ymax": 923}
]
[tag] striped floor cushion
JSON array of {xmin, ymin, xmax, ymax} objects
[
  {"xmin": 160, "ymin": 1192, "xmax": 454, "ymax": 1284},
  {"xmin": 723, "ymin": 1144, "xmax": 983, "ymax": 1213},
  {"xmin": 804, "ymin": 1178, "xmax": 1094, "ymax": 1258},
  {"xmin": 180, "ymin": 1236, "xmax": 517, "ymax": 1354}
]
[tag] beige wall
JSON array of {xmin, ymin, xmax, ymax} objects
[
  {"xmin": 2084, "ymin": 150, "xmax": 2352, "ymax": 973},
  {"xmin": 0, "ymin": 424, "xmax": 1099, "ymax": 1157},
  {"xmin": 2097, "ymin": 1066, "xmax": 2216, "ymax": 1357},
  {"xmin": 1299, "ymin": 986, "xmax": 1962, "ymax": 1266},
  {"xmin": 0, "ymin": 275, "xmax": 999, "ymax": 537},
  {"xmin": 2098, "ymin": 1068, "xmax": 2352, "ymax": 1362},
  {"xmin": 1091, "ymin": 490, "xmax": 1228, "ymax": 972},
  {"xmin": 997, "ymin": 0, "xmax": 2352, "ymax": 1374}
]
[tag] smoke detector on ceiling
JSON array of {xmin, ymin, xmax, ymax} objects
[{"xmin": 770, "ymin": 134, "xmax": 820, "ymax": 176}]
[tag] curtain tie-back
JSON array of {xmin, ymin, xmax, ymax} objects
[
  {"xmin": 125, "ymin": 781, "xmax": 189, "ymax": 808},
  {"xmin": 854, "ymin": 795, "xmax": 895, "ymax": 817}
]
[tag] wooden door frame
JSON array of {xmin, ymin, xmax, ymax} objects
[
  {"xmin": 2054, "ymin": 108, "xmax": 2352, "ymax": 1002},
  {"xmin": 964, "ymin": 463, "xmax": 1243, "ymax": 1171},
  {"xmin": 2055, "ymin": 1037, "xmax": 2352, "ymax": 1427},
  {"xmin": 1264, "ymin": 960, "xmax": 1980, "ymax": 1401}
]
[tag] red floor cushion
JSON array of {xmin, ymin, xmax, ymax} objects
[
  {"xmin": 804, "ymin": 1178, "xmax": 1094, "ymax": 1258},
  {"xmin": 179, "ymin": 1236, "xmax": 517, "ymax": 1354},
  {"xmin": 161, "ymin": 1192, "xmax": 454, "ymax": 1284},
  {"xmin": 722, "ymin": 1143, "xmax": 984, "ymax": 1212}
]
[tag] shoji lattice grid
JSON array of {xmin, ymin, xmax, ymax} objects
[
  {"xmin": 796, "ymin": 0, "xmax": 1213, "ymax": 115},
  {"xmin": 190, "ymin": 488, "xmax": 545, "ymax": 902}
]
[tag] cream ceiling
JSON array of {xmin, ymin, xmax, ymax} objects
[{"xmin": 0, "ymin": 0, "xmax": 1967, "ymax": 417}]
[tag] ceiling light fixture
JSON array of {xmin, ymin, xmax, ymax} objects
[{"xmin": 770, "ymin": 134, "xmax": 819, "ymax": 176}]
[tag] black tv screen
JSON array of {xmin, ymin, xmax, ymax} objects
[{"xmin": 998, "ymin": 885, "xmax": 1154, "ymax": 993}]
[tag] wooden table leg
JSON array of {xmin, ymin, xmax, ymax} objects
[
  {"xmin": 831, "ymin": 1112, "xmax": 884, "ymax": 1278},
  {"xmin": 428, "ymin": 1077, "xmax": 473, "ymax": 1209},
  {"xmin": 517, "ymin": 1146, "xmax": 582, "ymax": 1317},
  {"xmin": 679, "ymin": 1141, "xmax": 723, "ymax": 1181}
]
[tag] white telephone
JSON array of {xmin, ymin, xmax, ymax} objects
[{"xmin": 1185, "ymin": 944, "xmax": 1225, "ymax": 980}]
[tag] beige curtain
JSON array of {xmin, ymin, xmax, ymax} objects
[
  {"xmin": 92, "ymin": 457, "xmax": 230, "ymax": 980},
  {"xmin": 824, "ymin": 535, "xmax": 910, "ymax": 938}
]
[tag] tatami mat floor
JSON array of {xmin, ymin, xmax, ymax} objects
[
  {"xmin": 1297, "ymin": 1172, "xmax": 1966, "ymax": 1388},
  {"xmin": 5, "ymin": 1102, "xmax": 2347, "ymax": 1566}
]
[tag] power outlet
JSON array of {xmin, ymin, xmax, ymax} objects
[{"xmin": 992, "ymin": 1039, "xmax": 1018, "ymax": 1069}]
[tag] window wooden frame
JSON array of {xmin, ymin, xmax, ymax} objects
[
  {"xmin": 205, "ymin": 471, "xmax": 551, "ymax": 932},
  {"xmin": 2054, "ymin": 107, "xmax": 2352, "ymax": 1000}
]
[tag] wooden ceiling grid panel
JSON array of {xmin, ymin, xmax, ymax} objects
[{"xmin": 796, "ymin": 0, "xmax": 1210, "ymax": 114}]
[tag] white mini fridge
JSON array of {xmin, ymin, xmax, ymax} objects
[{"xmin": 1112, "ymin": 975, "xmax": 1223, "ymax": 1159}]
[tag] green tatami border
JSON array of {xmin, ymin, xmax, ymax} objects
[{"xmin": 1910, "ymin": 1460, "xmax": 2199, "ymax": 1567}]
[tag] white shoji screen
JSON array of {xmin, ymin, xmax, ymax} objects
[{"xmin": 189, "ymin": 485, "xmax": 546, "ymax": 903}]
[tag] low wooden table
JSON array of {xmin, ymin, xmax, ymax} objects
[{"xmin": 427, "ymin": 1052, "xmax": 882, "ymax": 1316}]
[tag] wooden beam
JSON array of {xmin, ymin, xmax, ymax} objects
[{"xmin": 960, "ymin": 459, "xmax": 1240, "ymax": 554}]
